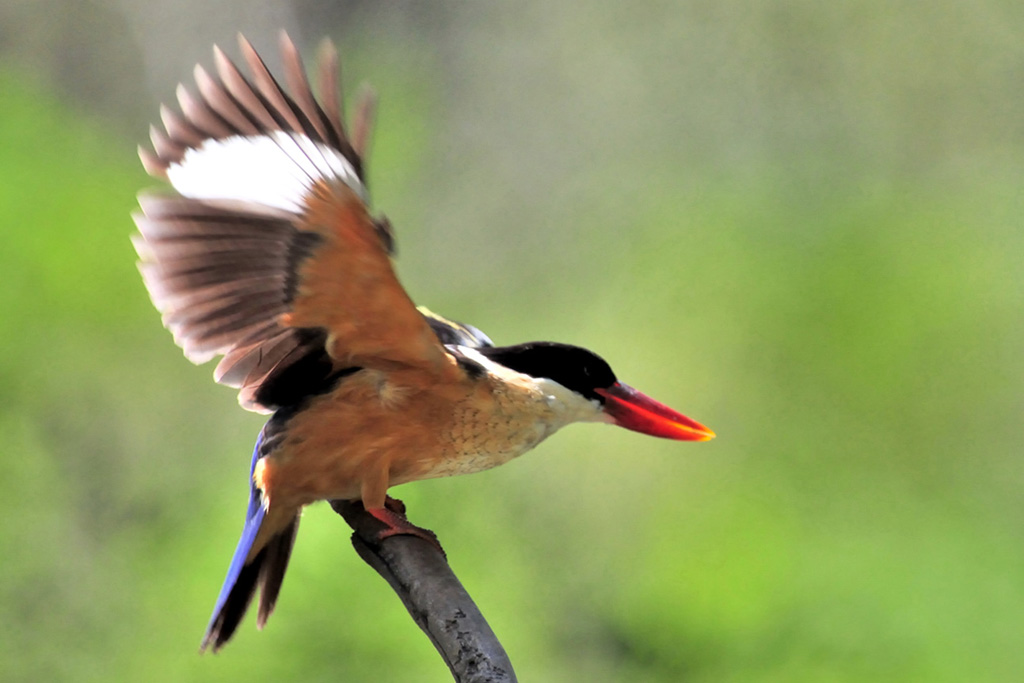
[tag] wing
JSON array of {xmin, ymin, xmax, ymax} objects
[{"xmin": 134, "ymin": 32, "xmax": 447, "ymax": 413}]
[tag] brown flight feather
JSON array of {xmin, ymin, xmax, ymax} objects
[
  {"xmin": 285, "ymin": 181, "xmax": 448, "ymax": 373},
  {"xmin": 134, "ymin": 32, "xmax": 447, "ymax": 412}
]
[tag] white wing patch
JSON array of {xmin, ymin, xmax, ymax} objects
[{"xmin": 166, "ymin": 131, "xmax": 365, "ymax": 213}]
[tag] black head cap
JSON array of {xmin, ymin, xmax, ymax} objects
[{"xmin": 476, "ymin": 342, "xmax": 617, "ymax": 401}]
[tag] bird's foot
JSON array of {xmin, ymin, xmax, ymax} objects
[
  {"xmin": 366, "ymin": 497, "xmax": 445, "ymax": 556},
  {"xmin": 383, "ymin": 494, "xmax": 407, "ymax": 515}
]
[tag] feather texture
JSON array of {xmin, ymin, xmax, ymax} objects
[
  {"xmin": 134, "ymin": 33, "xmax": 395, "ymax": 412},
  {"xmin": 200, "ymin": 427, "xmax": 300, "ymax": 653}
]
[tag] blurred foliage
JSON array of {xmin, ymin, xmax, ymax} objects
[{"xmin": 1, "ymin": 2, "xmax": 1023, "ymax": 682}]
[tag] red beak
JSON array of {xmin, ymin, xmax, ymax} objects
[{"xmin": 595, "ymin": 382, "xmax": 715, "ymax": 441}]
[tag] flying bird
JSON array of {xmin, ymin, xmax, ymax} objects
[{"xmin": 133, "ymin": 32, "xmax": 714, "ymax": 653}]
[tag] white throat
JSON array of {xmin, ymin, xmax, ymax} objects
[
  {"xmin": 532, "ymin": 377, "xmax": 607, "ymax": 429},
  {"xmin": 455, "ymin": 345, "xmax": 609, "ymax": 434}
]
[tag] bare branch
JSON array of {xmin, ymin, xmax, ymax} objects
[{"xmin": 331, "ymin": 500, "xmax": 518, "ymax": 683}]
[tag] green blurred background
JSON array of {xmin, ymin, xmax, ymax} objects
[{"xmin": 2, "ymin": 1, "xmax": 1022, "ymax": 681}]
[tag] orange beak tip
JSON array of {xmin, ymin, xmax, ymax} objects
[{"xmin": 597, "ymin": 382, "xmax": 715, "ymax": 443}]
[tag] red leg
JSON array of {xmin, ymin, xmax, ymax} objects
[{"xmin": 366, "ymin": 497, "xmax": 444, "ymax": 556}]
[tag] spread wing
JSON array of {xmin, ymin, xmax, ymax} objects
[{"xmin": 133, "ymin": 32, "xmax": 448, "ymax": 413}]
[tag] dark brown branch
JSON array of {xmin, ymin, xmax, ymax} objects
[{"xmin": 330, "ymin": 500, "xmax": 518, "ymax": 683}]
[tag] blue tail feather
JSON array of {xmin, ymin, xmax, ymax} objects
[{"xmin": 200, "ymin": 430, "xmax": 298, "ymax": 652}]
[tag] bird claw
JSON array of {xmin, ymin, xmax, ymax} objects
[
  {"xmin": 367, "ymin": 498, "xmax": 445, "ymax": 557},
  {"xmin": 383, "ymin": 494, "xmax": 407, "ymax": 515}
]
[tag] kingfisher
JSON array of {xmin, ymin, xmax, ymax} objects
[{"xmin": 133, "ymin": 32, "xmax": 714, "ymax": 653}]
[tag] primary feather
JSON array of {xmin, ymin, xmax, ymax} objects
[{"xmin": 133, "ymin": 33, "xmax": 401, "ymax": 413}]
